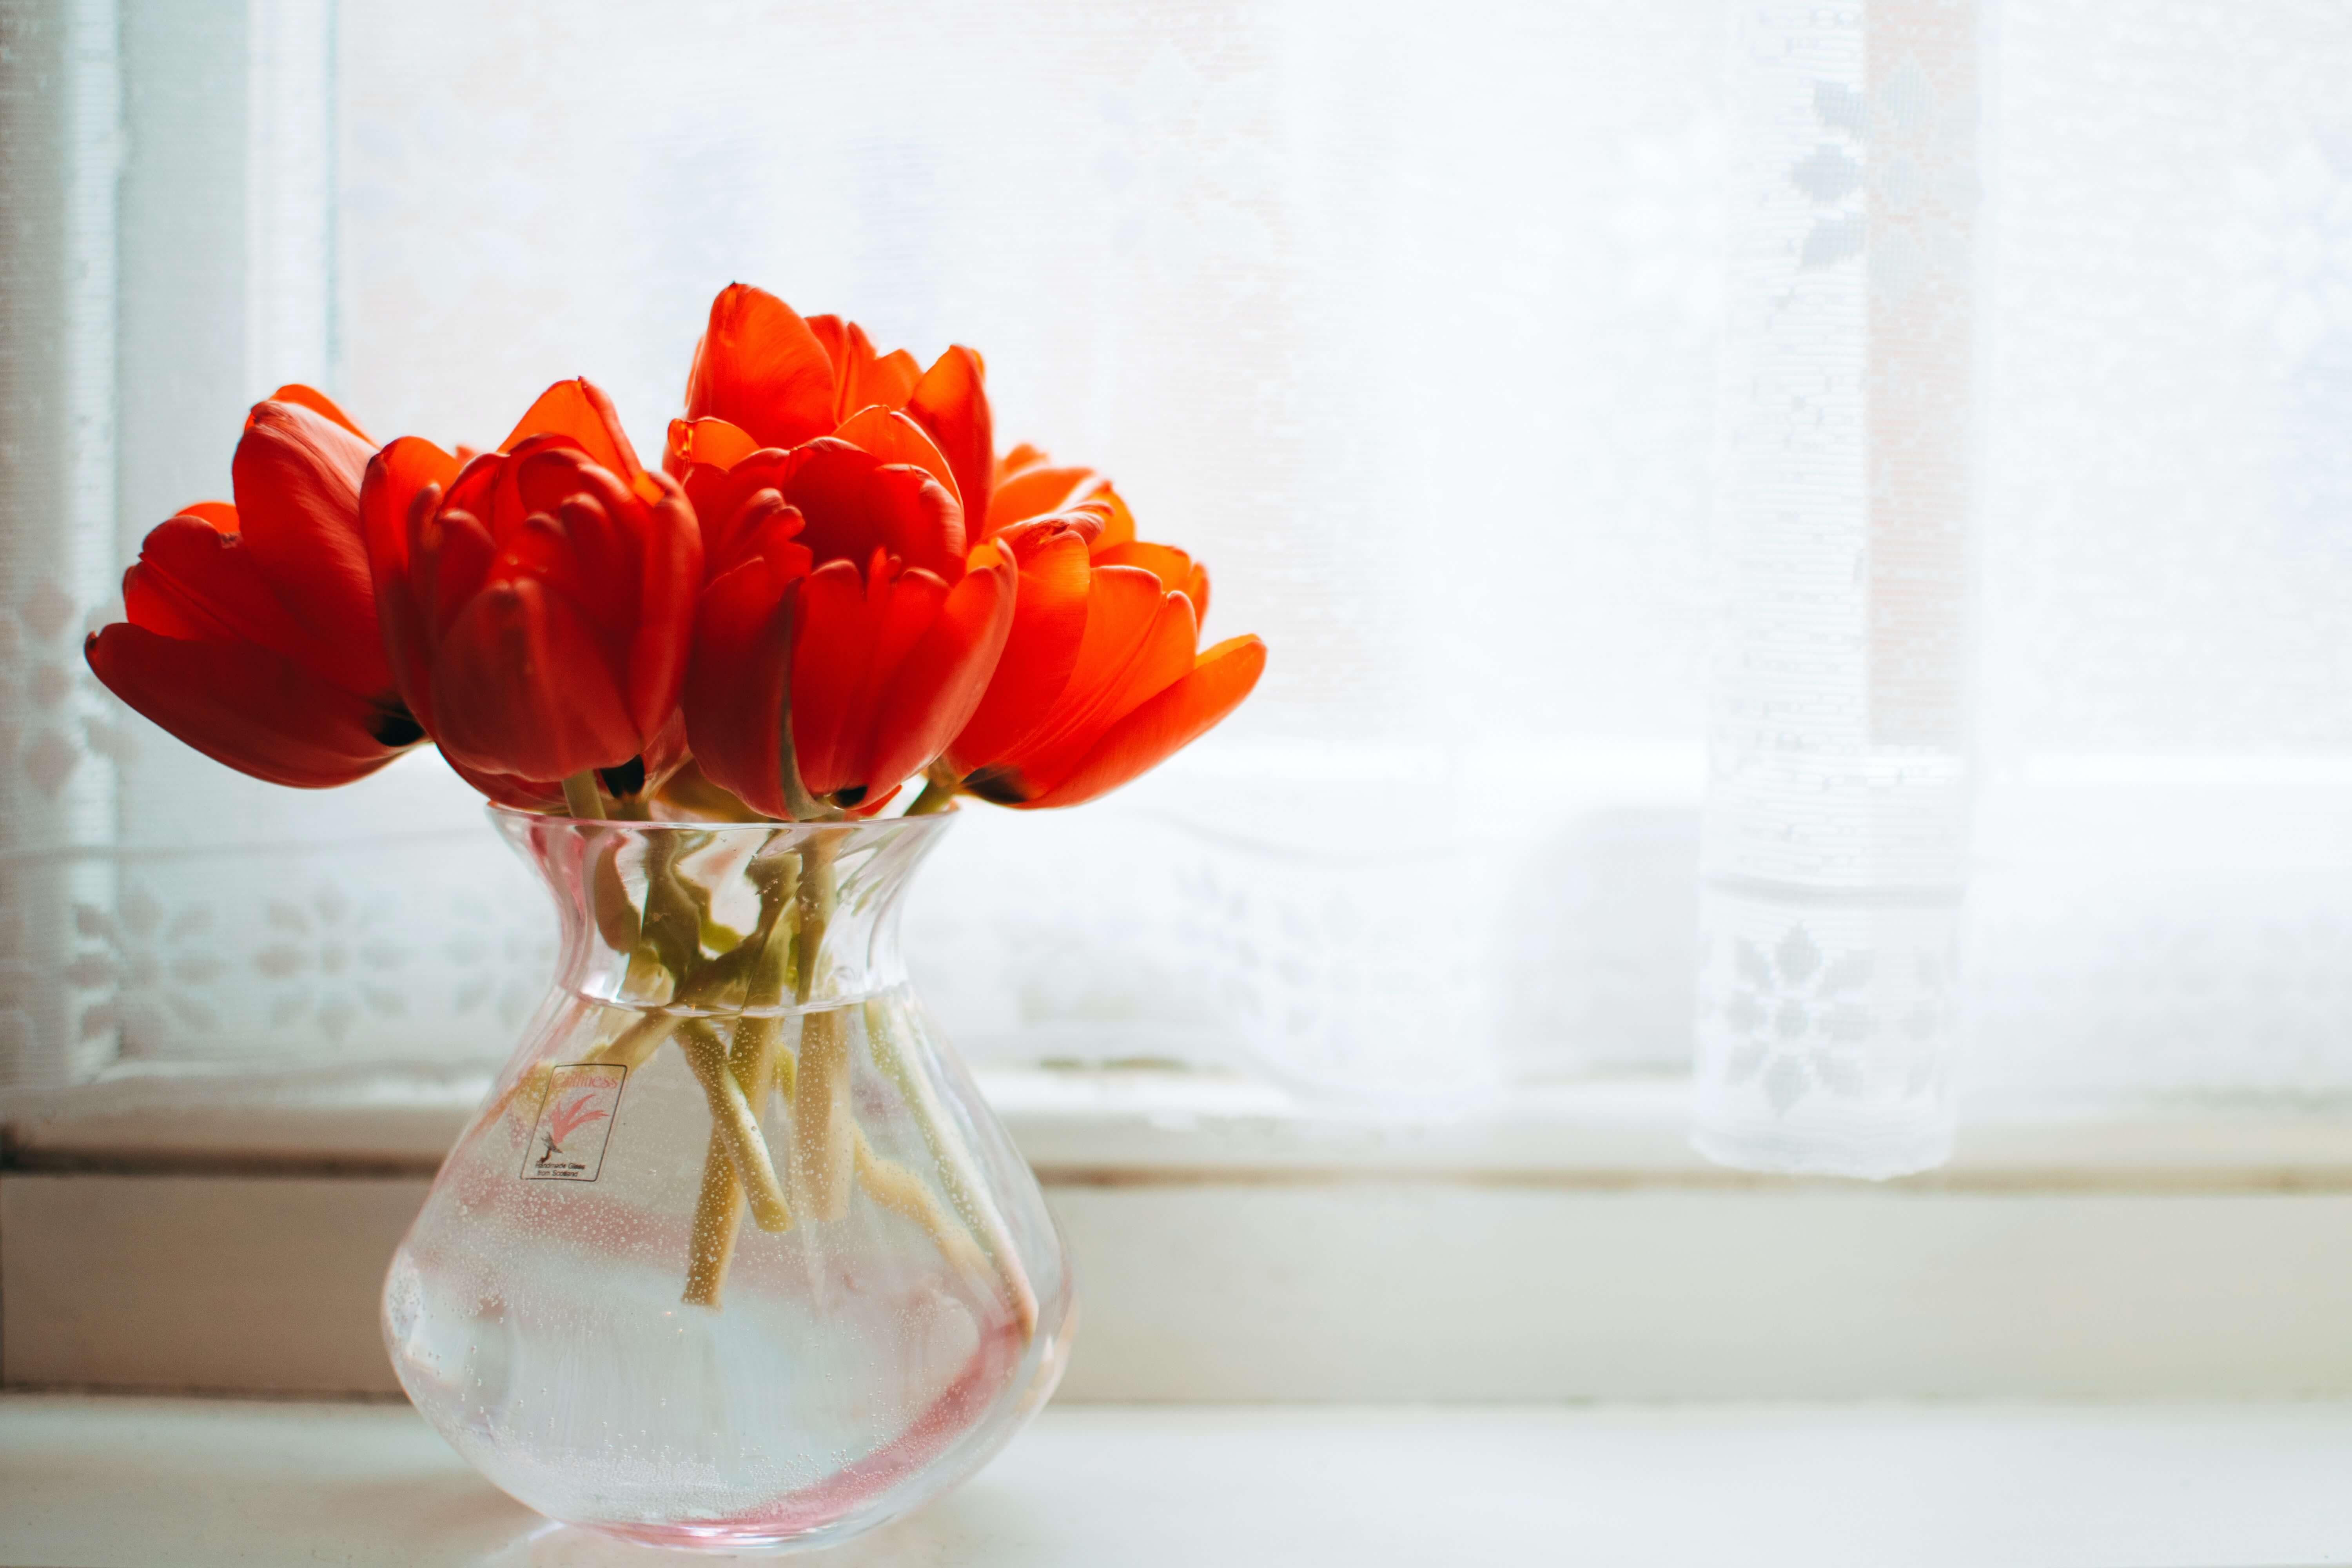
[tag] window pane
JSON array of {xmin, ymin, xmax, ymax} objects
[{"xmin": 23, "ymin": 0, "xmax": 2349, "ymax": 1100}]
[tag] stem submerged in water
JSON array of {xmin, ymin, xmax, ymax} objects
[
  {"xmin": 679, "ymin": 847, "xmax": 798, "ymax": 1307},
  {"xmin": 787, "ymin": 832, "xmax": 854, "ymax": 1223},
  {"xmin": 864, "ymin": 996, "xmax": 1040, "ymax": 1336},
  {"xmin": 681, "ymin": 1126, "xmax": 747, "ymax": 1308},
  {"xmin": 678, "ymin": 1019, "xmax": 791, "ymax": 1232},
  {"xmin": 546, "ymin": 817, "xmax": 1035, "ymax": 1334}
]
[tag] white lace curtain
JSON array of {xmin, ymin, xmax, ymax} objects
[{"xmin": 5, "ymin": 0, "xmax": 2350, "ymax": 1176}]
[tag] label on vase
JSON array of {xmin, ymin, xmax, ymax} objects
[{"xmin": 522, "ymin": 1063, "xmax": 626, "ymax": 1182}]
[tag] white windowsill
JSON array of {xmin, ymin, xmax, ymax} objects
[
  {"xmin": 6, "ymin": 1393, "xmax": 2352, "ymax": 1567},
  {"xmin": 10, "ymin": 1071, "xmax": 2352, "ymax": 1403},
  {"xmin": 13, "ymin": 1065, "xmax": 2352, "ymax": 1185}
]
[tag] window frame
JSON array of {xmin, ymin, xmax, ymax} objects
[{"xmin": 10, "ymin": 0, "xmax": 2352, "ymax": 1406}]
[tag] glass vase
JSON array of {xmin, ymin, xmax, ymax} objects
[{"xmin": 381, "ymin": 809, "xmax": 1075, "ymax": 1554}]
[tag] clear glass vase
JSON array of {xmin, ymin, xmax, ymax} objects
[{"xmin": 382, "ymin": 809, "xmax": 1075, "ymax": 1555}]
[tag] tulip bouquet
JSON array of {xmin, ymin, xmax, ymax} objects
[{"xmin": 86, "ymin": 284, "xmax": 1263, "ymax": 1314}]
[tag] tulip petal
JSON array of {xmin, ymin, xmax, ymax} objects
[
  {"xmin": 368, "ymin": 407, "xmax": 701, "ymax": 800},
  {"xmin": 537, "ymin": 496, "xmax": 632, "ymax": 635},
  {"xmin": 262, "ymin": 384, "xmax": 371, "ymax": 443},
  {"xmin": 623, "ymin": 473, "xmax": 703, "ymax": 745},
  {"xmin": 443, "ymin": 757, "xmax": 564, "ymax": 813},
  {"xmin": 425, "ymin": 508, "xmax": 497, "ymax": 648},
  {"xmin": 1076, "ymin": 480, "xmax": 1138, "ymax": 550},
  {"xmin": 439, "ymin": 449, "xmax": 500, "ymax": 526},
  {"xmin": 119, "ymin": 559, "xmax": 225, "ymax": 644},
  {"xmin": 995, "ymin": 443, "xmax": 1047, "ymax": 486},
  {"xmin": 724, "ymin": 497, "xmax": 815, "ymax": 580},
  {"xmin": 681, "ymin": 450, "xmax": 795, "ymax": 574},
  {"xmin": 361, "ymin": 437, "xmax": 465, "ymax": 734},
  {"xmin": 85, "ymin": 623, "xmax": 416, "ymax": 789},
  {"xmin": 999, "ymin": 442, "xmax": 1043, "ymax": 470},
  {"xmin": 1020, "ymin": 635, "xmax": 1266, "ymax": 809},
  {"xmin": 945, "ymin": 524, "xmax": 1090, "ymax": 773},
  {"xmin": 1093, "ymin": 541, "xmax": 1196, "ymax": 600},
  {"xmin": 229, "ymin": 399, "xmax": 384, "ymax": 693},
  {"xmin": 906, "ymin": 346, "xmax": 993, "ymax": 526},
  {"xmin": 866, "ymin": 551, "xmax": 1015, "ymax": 794},
  {"xmin": 624, "ymin": 704, "xmax": 693, "ymax": 802},
  {"xmin": 984, "ymin": 463, "xmax": 1092, "ymax": 538},
  {"xmin": 787, "ymin": 559, "xmax": 884, "ymax": 799},
  {"xmin": 775, "ymin": 439, "xmax": 967, "ymax": 581},
  {"xmin": 683, "ymin": 559, "xmax": 799, "ymax": 820},
  {"xmin": 429, "ymin": 576, "xmax": 641, "ymax": 781},
  {"xmin": 810, "ymin": 316, "xmax": 924, "ymax": 425},
  {"xmin": 480, "ymin": 432, "xmax": 579, "ymax": 543},
  {"xmin": 507, "ymin": 446, "xmax": 639, "ymax": 633},
  {"xmin": 804, "ymin": 314, "xmax": 848, "ymax": 381},
  {"xmin": 985, "ymin": 565, "xmax": 1186, "ymax": 783},
  {"xmin": 834, "ymin": 405, "xmax": 963, "ymax": 509},
  {"xmin": 868, "ymin": 348, "xmax": 923, "ymax": 412},
  {"xmin": 663, "ymin": 415, "xmax": 760, "ymax": 481},
  {"xmin": 125, "ymin": 517, "xmax": 312, "ymax": 655},
  {"xmin": 501, "ymin": 377, "xmax": 643, "ymax": 479},
  {"xmin": 1007, "ymin": 583, "xmax": 1198, "ymax": 795},
  {"xmin": 873, "ymin": 565, "xmax": 951, "ymax": 682},
  {"xmin": 180, "ymin": 500, "xmax": 239, "ymax": 535},
  {"xmin": 687, "ymin": 284, "xmax": 838, "ymax": 451},
  {"xmin": 1094, "ymin": 539, "xmax": 1209, "ymax": 620}
]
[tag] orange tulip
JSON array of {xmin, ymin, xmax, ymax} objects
[
  {"xmin": 84, "ymin": 387, "xmax": 426, "ymax": 788},
  {"xmin": 941, "ymin": 514, "xmax": 1263, "ymax": 811},
  {"xmin": 681, "ymin": 438, "xmax": 1015, "ymax": 819},
  {"xmin": 360, "ymin": 379, "xmax": 702, "ymax": 811},
  {"xmin": 978, "ymin": 442, "xmax": 1117, "ymax": 539},
  {"xmin": 946, "ymin": 463, "xmax": 1252, "ymax": 811},
  {"xmin": 979, "ymin": 440, "xmax": 1211, "ymax": 608}
]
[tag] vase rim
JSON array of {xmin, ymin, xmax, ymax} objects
[{"xmin": 483, "ymin": 804, "xmax": 957, "ymax": 838}]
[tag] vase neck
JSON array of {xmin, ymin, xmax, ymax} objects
[{"xmin": 491, "ymin": 811, "xmax": 950, "ymax": 1014}]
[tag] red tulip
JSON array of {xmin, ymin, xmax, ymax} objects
[
  {"xmin": 667, "ymin": 281, "xmax": 1259, "ymax": 813},
  {"xmin": 360, "ymin": 379, "xmax": 702, "ymax": 810},
  {"xmin": 83, "ymin": 387, "xmax": 425, "ymax": 788},
  {"xmin": 682, "ymin": 440, "xmax": 1016, "ymax": 818},
  {"xmin": 670, "ymin": 285, "xmax": 1127, "ymax": 571},
  {"xmin": 676, "ymin": 283, "xmax": 993, "ymax": 517}
]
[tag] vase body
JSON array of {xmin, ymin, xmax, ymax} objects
[{"xmin": 383, "ymin": 811, "xmax": 1074, "ymax": 1554}]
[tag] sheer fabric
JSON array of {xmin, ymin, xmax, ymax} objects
[{"xmin": 2, "ymin": 1, "xmax": 2348, "ymax": 1173}]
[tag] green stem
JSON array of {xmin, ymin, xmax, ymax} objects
[
  {"xmin": 852, "ymin": 1126, "xmax": 991, "ymax": 1292},
  {"xmin": 636, "ymin": 831, "xmax": 706, "ymax": 981},
  {"xmin": 788, "ymin": 831, "xmax": 852, "ymax": 1222},
  {"xmin": 679, "ymin": 849, "xmax": 800, "ymax": 1304},
  {"xmin": 865, "ymin": 995, "xmax": 1039, "ymax": 1336},
  {"xmin": 677, "ymin": 1019, "xmax": 791, "ymax": 1232},
  {"xmin": 793, "ymin": 833, "xmax": 837, "ymax": 1009},
  {"xmin": 774, "ymin": 659, "xmax": 827, "ymax": 821},
  {"xmin": 681, "ymin": 1127, "xmax": 746, "ymax": 1308},
  {"xmin": 561, "ymin": 770, "xmax": 606, "ymax": 820},
  {"xmin": 905, "ymin": 772, "xmax": 961, "ymax": 817}
]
